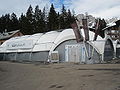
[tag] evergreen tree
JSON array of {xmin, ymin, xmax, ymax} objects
[
  {"xmin": 0, "ymin": 13, "xmax": 20, "ymax": 33},
  {"xmin": 59, "ymin": 15, "xmax": 65, "ymax": 29},
  {"xmin": 3, "ymin": 14, "xmax": 12, "ymax": 32},
  {"xmin": 66, "ymin": 9, "xmax": 75, "ymax": 28},
  {"xmin": 59, "ymin": 4, "xmax": 68, "ymax": 29},
  {"xmin": 0, "ymin": 17, "xmax": 2, "ymax": 32},
  {"xmin": 43, "ymin": 7, "xmax": 49, "ymax": 32},
  {"xmin": 61, "ymin": 4, "xmax": 66, "ymax": 15},
  {"xmin": 66, "ymin": 9, "xmax": 72, "ymax": 28},
  {"xmin": 19, "ymin": 13, "xmax": 28, "ymax": 34},
  {"xmin": 34, "ymin": 5, "xmax": 45, "ymax": 33},
  {"xmin": 0, "ymin": 4, "xmax": 76, "ymax": 34},
  {"xmin": 0, "ymin": 15, "xmax": 6, "ymax": 32},
  {"xmin": 58, "ymin": 5, "xmax": 75, "ymax": 29},
  {"xmin": 48, "ymin": 4, "xmax": 58, "ymax": 30},
  {"xmin": 10, "ymin": 13, "xmax": 19, "ymax": 30},
  {"xmin": 34, "ymin": 5, "xmax": 40, "ymax": 33},
  {"xmin": 26, "ymin": 5, "xmax": 34, "ymax": 34},
  {"xmin": 43, "ymin": 6, "xmax": 49, "ymax": 22}
]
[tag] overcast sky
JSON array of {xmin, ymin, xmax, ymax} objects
[{"xmin": 0, "ymin": 0, "xmax": 120, "ymax": 18}]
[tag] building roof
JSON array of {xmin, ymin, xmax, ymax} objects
[
  {"xmin": 0, "ymin": 30, "xmax": 20, "ymax": 40},
  {"xmin": 102, "ymin": 19, "xmax": 120, "ymax": 30}
]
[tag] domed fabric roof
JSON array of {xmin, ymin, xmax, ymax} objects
[{"xmin": 0, "ymin": 28, "xmax": 112, "ymax": 55}]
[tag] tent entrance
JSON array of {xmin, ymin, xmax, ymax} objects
[
  {"xmin": 65, "ymin": 44, "xmax": 86, "ymax": 63},
  {"xmin": 104, "ymin": 39, "xmax": 114, "ymax": 61}
]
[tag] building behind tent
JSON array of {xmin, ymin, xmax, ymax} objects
[
  {"xmin": 0, "ymin": 30, "xmax": 23, "ymax": 45},
  {"xmin": 104, "ymin": 20, "xmax": 120, "ymax": 41},
  {"xmin": 103, "ymin": 19, "xmax": 120, "ymax": 60}
]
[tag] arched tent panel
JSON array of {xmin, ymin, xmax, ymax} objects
[
  {"xmin": 2, "ymin": 52, "xmax": 30, "ymax": 61},
  {"xmin": 83, "ymin": 42, "xmax": 101, "ymax": 64},
  {"xmin": 104, "ymin": 39, "xmax": 114, "ymax": 61},
  {"xmin": 0, "ymin": 53, "xmax": 4, "ymax": 60},
  {"xmin": 90, "ymin": 41, "xmax": 105, "ymax": 54},
  {"xmin": 86, "ymin": 42, "xmax": 101, "ymax": 63},
  {"xmin": 4, "ymin": 52, "xmax": 17, "ymax": 61},
  {"xmin": 0, "ymin": 33, "xmax": 43, "ymax": 53},
  {"xmin": 36, "ymin": 31, "xmax": 60, "ymax": 44},
  {"xmin": 50, "ymin": 29, "xmax": 76, "ymax": 52},
  {"xmin": 53, "ymin": 29, "xmax": 75, "ymax": 45},
  {"xmin": 62, "ymin": 42, "xmax": 101, "ymax": 64},
  {"xmin": 90, "ymin": 35, "xmax": 114, "ymax": 61},
  {"xmin": 33, "ymin": 31, "xmax": 60, "ymax": 51},
  {"xmin": 15, "ymin": 51, "xmax": 49, "ymax": 62},
  {"xmin": 31, "ymin": 51, "xmax": 49, "ymax": 62},
  {"xmin": 26, "ymin": 33, "xmax": 43, "ymax": 45},
  {"xmin": 33, "ymin": 43, "xmax": 55, "ymax": 52},
  {"xmin": 52, "ymin": 38, "xmax": 101, "ymax": 63},
  {"xmin": 1, "ymin": 51, "xmax": 49, "ymax": 62},
  {"xmin": 15, "ymin": 52, "xmax": 31, "ymax": 61},
  {"xmin": 53, "ymin": 39, "xmax": 77, "ymax": 62}
]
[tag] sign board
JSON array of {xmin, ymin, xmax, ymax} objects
[{"xmin": 6, "ymin": 40, "xmax": 33, "ymax": 49}]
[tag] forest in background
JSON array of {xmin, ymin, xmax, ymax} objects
[{"xmin": 0, "ymin": 4, "xmax": 75, "ymax": 35}]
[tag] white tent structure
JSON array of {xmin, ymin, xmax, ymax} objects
[
  {"xmin": 0, "ymin": 29, "xmax": 76, "ymax": 62},
  {"xmin": 0, "ymin": 29, "xmax": 115, "ymax": 63}
]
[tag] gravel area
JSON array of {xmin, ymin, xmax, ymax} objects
[{"xmin": 0, "ymin": 61, "xmax": 120, "ymax": 90}]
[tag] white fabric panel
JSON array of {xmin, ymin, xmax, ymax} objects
[{"xmin": 6, "ymin": 40, "xmax": 33, "ymax": 49}]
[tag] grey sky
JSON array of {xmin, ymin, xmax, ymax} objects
[
  {"xmin": 68, "ymin": 0, "xmax": 120, "ymax": 18},
  {"xmin": 0, "ymin": 0, "xmax": 120, "ymax": 18},
  {"xmin": 0, "ymin": 0, "xmax": 50, "ymax": 17}
]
